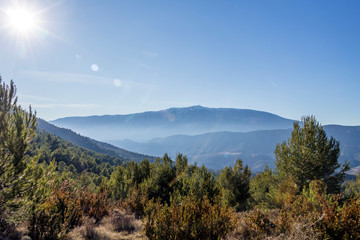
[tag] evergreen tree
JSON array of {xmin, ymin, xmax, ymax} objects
[
  {"xmin": 217, "ymin": 159, "xmax": 251, "ymax": 211},
  {"xmin": 109, "ymin": 165, "xmax": 127, "ymax": 200},
  {"xmin": 250, "ymin": 165, "xmax": 277, "ymax": 209},
  {"xmin": 0, "ymin": 78, "xmax": 37, "ymax": 233},
  {"xmin": 143, "ymin": 154, "xmax": 176, "ymax": 203},
  {"xmin": 274, "ymin": 116, "xmax": 349, "ymax": 193}
]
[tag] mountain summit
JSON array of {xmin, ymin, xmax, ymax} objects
[{"xmin": 51, "ymin": 106, "xmax": 295, "ymax": 141}]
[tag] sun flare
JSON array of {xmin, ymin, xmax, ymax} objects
[
  {"xmin": 0, "ymin": 2, "xmax": 52, "ymax": 57},
  {"xmin": 6, "ymin": 7, "xmax": 39, "ymax": 34}
]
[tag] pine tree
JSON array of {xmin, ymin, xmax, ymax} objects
[
  {"xmin": 0, "ymin": 77, "xmax": 37, "ymax": 232},
  {"xmin": 217, "ymin": 159, "xmax": 251, "ymax": 211},
  {"xmin": 274, "ymin": 116, "xmax": 349, "ymax": 193},
  {"xmin": 250, "ymin": 165, "xmax": 277, "ymax": 209}
]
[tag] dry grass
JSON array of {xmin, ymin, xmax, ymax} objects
[
  {"xmin": 101, "ymin": 209, "xmax": 137, "ymax": 233},
  {"xmin": 67, "ymin": 209, "xmax": 146, "ymax": 240}
]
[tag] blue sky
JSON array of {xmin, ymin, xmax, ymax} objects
[{"xmin": 0, "ymin": 0, "xmax": 359, "ymax": 125}]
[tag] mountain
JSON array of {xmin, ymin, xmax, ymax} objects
[
  {"xmin": 37, "ymin": 118, "xmax": 156, "ymax": 163},
  {"xmin": 111, "ymin": 125, "xmax": 360, "ymax": 171},
  {"xmin": 50, "ymin": 106, "xmax": 295, "ymax": 142},
  {"xmin": 111, "ymin": 130, "xmax": 290, "ymax": 170},
  {"xmin": 49, "ymin": 106, "xmax": 360, "ymax": 171}
]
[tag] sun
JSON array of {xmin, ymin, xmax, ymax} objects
[
  {"xmin": 6, "ymin": 7, "xmax": 38, "ymax": 34},
  {"xmin": 6, "ymin": 7, "xmax": 40, "ymax": 35},
  {"xmin": 0, "ymin": 2, "xmax": 52, "ymax": 57}
]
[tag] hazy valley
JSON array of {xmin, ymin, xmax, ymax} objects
[{"xmin": 49, "ymin": 106, "xmax": 360, "ymax": 172}]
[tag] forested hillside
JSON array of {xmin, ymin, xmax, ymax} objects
[
  {"xmin": 29, "ymin": 129, "xmax": 123, "ymax": 178},
  {"xmin": 37, "ymin": 118, "xmax": 157, "ymax": 163}
]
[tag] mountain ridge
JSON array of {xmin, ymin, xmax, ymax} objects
[
  {"xmin": 47, "ymin": 106, "xmax": 360, "ymax": 171},
  {"xmin": 50, "ymin": 106, "xmax": 296, "ymax": 141},
  {"xmin": 110, "ymin": 125, "xmax": 360, "ymax": 171}
]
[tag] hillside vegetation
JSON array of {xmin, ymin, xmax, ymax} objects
[
  {"xmin": 37, "ymin": 118, "xmax": 157, "ymax": 163},
  {"xmin": 1, "ymin": 78, "xmax": 360, "ymax": 240}
]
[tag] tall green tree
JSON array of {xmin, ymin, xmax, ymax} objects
[
  {"xmin": 0, "ymin": 78, "xmax": 37, "ymax": 232},
  {"xmin": 217, "ymin": 159, "xmax": 251, "ymax": 211},
  {"xmin": 275, "ymin": 116, "xmax": 349, "ymax": 193},
  {"xmin": 176, "ymin": 164, "xmax": 219, "ymax": 202},
  {"xmin": 142, "ymin": 154, "xmax": 176, "ymax": 203}
]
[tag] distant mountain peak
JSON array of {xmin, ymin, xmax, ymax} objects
[
  {"xmin": 51, "ymin": 106, "xmax": 296, "ymax": 142},
  {"xmin": 164, "ymin": 105, "xmax": 207, "ymax": 112},
  {"xmin": 186, "ymin": 105, "xmax": 206, "ymax": 110}
]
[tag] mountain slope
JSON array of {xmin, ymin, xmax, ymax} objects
[
  {"xmin": 111, "ymin": 130, "xmax": 291, "ymax": 170},
  {"xmin": 29, "ymin": 128, "xmax": 124, "ymax": 177},
  {"xmin": 37, "ymin": 118, "xmax": 156, "ymax": 162},
  {"xmin": 111, "ymin": 125, "xmax": 360, "ymax": 170},
  {"xmin": 51, "ymin": 106, "xmax": 295, "ymax": 141}
]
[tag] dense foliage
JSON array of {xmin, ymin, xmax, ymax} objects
[
  {"xmin": 144, "ymin": 195, "xmax": 236, "ymax": 240},
  {"xmin": 275, "ymin": 116, "xmax": 350, "ymax": 193},
  {"xmin": 217, "ymin": 159, "xmax": 251, "ymax": 211},
  {"xmin": 0, "ymin": 78, "xmax": 37, "ymax": 237},
  {"xmin": 28, "ymin": 129, "xmax": 123, "ymax": 178}
]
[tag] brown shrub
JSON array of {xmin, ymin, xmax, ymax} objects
[
  {"xmin": 101, "ymin": 209, "xmax": 136, "ymax": 233},
  {"xmin": 79, "ymin": 190, "xmax": 110, "ymax": 223},
  {"xmin": 226, "ymin": 209, "xmax": 278, "ymax": 240},
  {"xmin": 144, "ymin": 195, "xmax": 236, "ymax": 240},
  {"xmin": 81, "ymin": 217, "xmax": 97, "ymax": 239},
  {"xmin": 28, "ymin": 181, "xmax": 110, "ymax": 240},
  {"xmin": 315, "ymin": 194, "xmax": 360, "ymax": 239},
  {"xmin": 286, "ymin": 218, "xmax": 320, "ymax": 240},
  {"xmin": 28, "ymin": 181, "xmax": 83, "ymax": 239}
]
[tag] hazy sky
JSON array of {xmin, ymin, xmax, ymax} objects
[{"xmin": 0, "ymin": 0, "xmax": 359, "ymax": 125}]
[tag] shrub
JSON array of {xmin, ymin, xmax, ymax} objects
[
  {"xmin": 79, "ymin": 190, "xmax": 109, "ymax": 223},
  {"xmin": 67, "ymin": 217, "xmax": 96, "ymax": 240},
  {"xmin": 28, "ymin": 180, "xmax": 83, "ymax": 239},
  {"xmin": 227, "ymin": 209, "xmax": 278, "ymax": 239},
  {"xmin": 101, "ymin": 209, "xmax": 136, "ymax": 233},
  {"xmin": 0, "ymin": 213, "xmax": 20, "ymax": 240},
  {"xmin": 123, "ymin": 186, "xmax": 148, "ymax": 218},
  {"xmin": 80, "ymin": 217, "xmax": 96, "ymax": 239},
  {"xmin": 144, "ymin": 195, "xmax": 236, "ymax": 240},
  {"xmin": 246, "ymin": 208, "xmax": 276, "ymax": 237},
  {"xmin": 28, "ymin": 180, "xmax": 110, "ymax": 239},
  {"xmin": 315, "ymin": 194, "xmax": 360, "ymax": 239}
]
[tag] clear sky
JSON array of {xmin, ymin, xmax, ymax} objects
[{"xmin": 0, "ymin": 0, "xmax": 359, "ymax": 125}]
